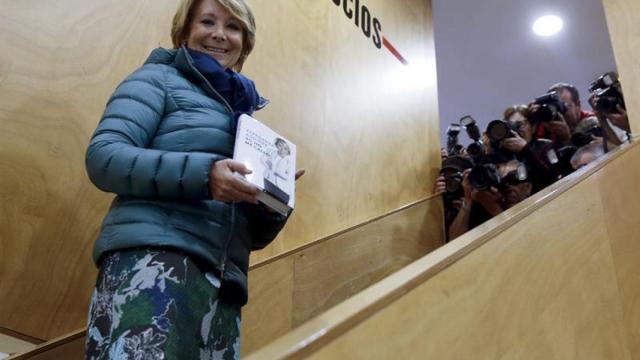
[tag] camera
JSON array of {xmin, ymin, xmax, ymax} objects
[
  {"xmin": 460, "ymin": 115, "xmax": 484, "ymax": 161},
  {"xmin": 589, "ymin": 72, "xmax": 625, "ymax": 114},
  {"xmin": 500, "ymin": 162, "xmax": 529, "ymax": 188},
  {"xmin": 547, "ymin": 145, "xmax": 578, "ymax": 178},
  {"xmin": 486, "ymin": 119, "xmax": 520, "ymax": 142},
  {"xmin": 446, "ymin": 123, "xmax": 462, "ymax": 156},
  {"xmin": 469, "ymin": 163, "xmax": 501, "ymax": 191},
  {"xmin": 530, "ymin": 91, "xmax": 568, "ymax": 123},
  {"xmin": 440, "ymin": 155, "xmax": 474, "ymax": 208},
  {"xmin": 571, "ymin": 117, "xmax": 602, "ymax": 148}
]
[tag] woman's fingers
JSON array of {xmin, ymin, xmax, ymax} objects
[{"xmin": 228, "ymin": 173, "xmax": 260, "ymax": 196}]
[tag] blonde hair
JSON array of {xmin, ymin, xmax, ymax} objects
[{"xmin": 171, "ymin": 0, "xmax": 256, "ymax": 71}]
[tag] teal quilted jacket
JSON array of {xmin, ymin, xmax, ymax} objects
[{"xmin": 86, "ymin": 47, "xmax": 286, "ymax": 305}]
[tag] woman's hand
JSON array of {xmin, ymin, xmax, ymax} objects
[
  {"xmin": 501, "ymin": 132, "xmax": 527, "ymax": 153},
  {"xmin": 209, "ymin": 160, "xmax": 260, "ymax": 204}
]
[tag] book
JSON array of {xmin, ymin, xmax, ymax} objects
[{"xmin": 233, "ymin": 114, "xmax": 296, "ymax": 216}]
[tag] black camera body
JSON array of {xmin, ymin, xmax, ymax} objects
[
  {"xmin": 469, "ymin": 163, "xmax": 501, "ymax": 191},
  {"xmin": 589, "ymin": 72, "xmax": 625, "ymax": 114},
  {"xmin": 460, "ymin": 115, "xmax": 484, "ymax": 162},
  {"xmin": 547, "ymin": 145, "xmax": 578, "ymax": 178},
  {"xmin": 486, "ymin": 119, "xmax": 522, "ymax": 142},
  {"xmin": 446, "ymin": 123, "xmax": 462, "ymax": 156},
  {"xmin": 530, "ymin": 91, "xmax": 568, "ymax": 123},
  {"xmin": 440, "ymin": 155, "xmax": 474, "ymax": 212}
]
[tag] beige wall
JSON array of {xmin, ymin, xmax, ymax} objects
[
  {"xmin": 0, "ymin": 0, "xmax": 440, "ymax": 340},
  {"xmin": 603, "ymin": 0, "xmax": 640, "ymax": 133}
]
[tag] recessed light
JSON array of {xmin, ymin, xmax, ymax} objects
[{"xmin": 533, "ymin": 15, "xmax": 564, "ymax": 37}]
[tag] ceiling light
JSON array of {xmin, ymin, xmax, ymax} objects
[{"xmin": 533, "ymin": 15, "xmax": 564, "ymax": 37}]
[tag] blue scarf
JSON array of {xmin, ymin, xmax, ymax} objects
[{"xmin": 187, "ymin": 48, "xmax": 265, "ymax": 115}]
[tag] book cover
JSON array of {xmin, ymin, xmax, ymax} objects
[{"xmin": 233, "ymin": 114, "xmax": 296, "ymax": 215}]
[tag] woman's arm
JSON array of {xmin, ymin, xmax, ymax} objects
[{"xmin": 86, "ymin": 65, "xmax": 222, "ymax": 199}]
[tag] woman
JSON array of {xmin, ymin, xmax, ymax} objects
[
  {"xmin": 502, "ymin": 104, "xmax": 555, "ymax": 192},
  {"xmin": 84, "ymin": 0, "xmax": 300, "ymax": 358}
]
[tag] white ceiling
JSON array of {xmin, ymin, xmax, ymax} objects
[{"xmin": 433, "ymin": 0, "xmax": 617, "ymax": 146}]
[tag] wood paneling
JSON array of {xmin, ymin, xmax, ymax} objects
[
  {"xmin": 0, "ymin": 0, "xmax": 439, "ymax": 340},
  {"xmin": 7, "ymin": 330, "xmax": 85, "ymax": 360},
  {"xmin": 244, "ymin": 0, "xmax": 439, "ymax": 262},
  {"xmin": 603, "ymin": 0, "xmax": 640, "ymax": 133},
  {"xmin": 245, "ymin": 141, "xmax": 640, "ymax": 359},
  {"xmin": 310, "ymin": 179, "xmax": 631, "ymax": 359},
  {"xmin": 0, "ymin": 333, "xmax": 36, "ymax": 357},
  {"xmin": 8, "ymin": 197, "xmax": 443, "ymax": 358},
  {"xmin": 597, "ymin": 149, "xmax": 640, "ymax": 359},
  {"xmin": 289, "ymin": 200, "xmax": 442, "ymax": 327},
  {"xmin": 241, "ymin": 256, "xmax": 295, "ymax": 355},
  {"xmin": 242, "ymin": 197, "xmax": 442, "ymax": 355}
]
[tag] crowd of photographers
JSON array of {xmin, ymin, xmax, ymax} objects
[{"xmin": 436, "ymin": 72, "xmax": 631, "ymax": 241}]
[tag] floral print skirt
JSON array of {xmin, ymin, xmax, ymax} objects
[{"xmin": 85, "ymin": 248, "xmax": 241, "ymax": 360}]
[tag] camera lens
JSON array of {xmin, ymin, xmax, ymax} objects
[
  {"xmin": 532, "ymin": 105, "xmax": 553, "ymax": 123},
  {"xmin": 469, "ymin": 164, "xmax": 500, "ymax": 191},
  {"xmin": 445, "ymin": 173, "xmax": 462, "ymax": 193},
  {"xmin": 467, "ymin": 142, "xmax": 483, "ymax": 159},
  {"xmin": 487, "ymin": 120, "xmax": 510, "ymax": 142}
]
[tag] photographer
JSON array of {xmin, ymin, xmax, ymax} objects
[
  {"xmin": 448, "ymin": 160, "xmax": 534, "ymax": 240},
  {"xmin": 588, "ymin": 72, "xmax": 631, "ymax": 148},
  {"xmin": 548, "ymin": 83, "xmax": 598, "ymax": 135},
  {"xmin": 496, "ymin": 105, "xmax": 556, "ymax": 191},
  {"xmin": 434, "ymin": 156, "xmax": 474, "ymax": 241}
]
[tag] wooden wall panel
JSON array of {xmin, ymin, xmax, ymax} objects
[
  {"xmin": 0, "ymin": 0, "xmax": 440, "ymax": 340},
  {"xmin": 244, "ymin": 0, "xmax": 439, "ymax": 262},
  {"xmin": 308, "ymin": 161, "xmax": 636, "ymax": 359},
  {"xmin": 603, "ymin": 0, "xmax": 640, "ymax": 133},
  {"xmin": 597, "ymin": 149, "xmax": 640, "ymax": 359},
  {"xmin": 0, "ymin": 0, "xmax": 179, "ymax": 340},
  {"xmin": 290, "ymin": 200, "xmax": 442, "ymax": 327},
  {"xmin": 242, "ymin": 197, "xmax": 442, "ymax": 355},
  {"xmin": 241, "ymin": 256, "xmax": 295, "ymax": 355}
]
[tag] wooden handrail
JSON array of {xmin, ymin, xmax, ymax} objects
[
  {"xmin": 6, "ymin": 329, "xmax": 85, "ymax": 360},
  {"xmin": 249, "ymin": 195, "xmax": 437, "ymax": 270},
  {"xmin": 245, "ymin": 139, "xmax": 639, "ymax": 359}
]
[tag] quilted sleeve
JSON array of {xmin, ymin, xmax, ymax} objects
[{"xmin": 85, "ymin": 65, "xmax": 222, "ymax": 199}]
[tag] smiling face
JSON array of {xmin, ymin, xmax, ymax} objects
[{"xmin": 186, "ymin": 0, "xmax": 244, "ymax": 70}]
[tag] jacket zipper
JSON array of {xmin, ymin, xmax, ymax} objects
[
  {"xmin": 219, "ymin": 203, "xmax": 236, "ymax": 279},
  {"xmin": 182, "ymin": 48, "xmax": 237, "ymax": 280}
]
